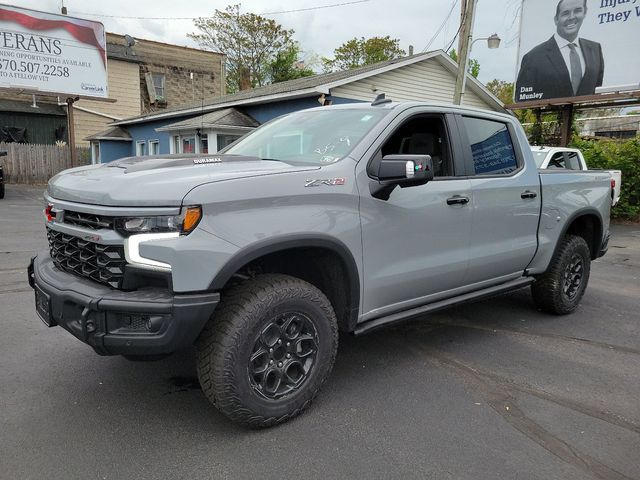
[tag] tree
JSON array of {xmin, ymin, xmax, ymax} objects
[
  {"xmin": 485, "ymin": 79, "xmax": 514, "ymax": 104},
  {"xmin": 188, "ymin": 4, "xmax": 298, "ymax": 93},
  {"xmin": 267, "ymin": 44, "xmax": 315, "ymax": 84},
  {"xmin": 485, "ymin": 79, "xmax": 535, "ymax": 124},
  {"xmin": 448, "ymin": 49, "xmax": 480, "ymax": 78},
  {"xmin": 323, "ymin": 36, "xmax": 405, "ymax": 72}
]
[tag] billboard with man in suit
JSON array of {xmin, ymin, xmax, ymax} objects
[{"xmin": 515, "ymin": 0, "xmax": 639, "ymax": 102}]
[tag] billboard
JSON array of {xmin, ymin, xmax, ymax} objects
[
  {"xmin": 0, "ymin": 4, "xmax": 107, "ymax": 98},
  {"xmin": 514, "ymin": 0, "xmax": 640, "ymax": 102}
]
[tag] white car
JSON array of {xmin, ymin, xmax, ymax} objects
[{"xmin": 531, "ymin": 146, "xmax": 621, "ymax": 206}]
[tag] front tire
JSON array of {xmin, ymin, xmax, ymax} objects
[
  {"xmin": 196, "ymin": 274, "xmax": 338, "ymax": 428},
  {"xmin": 531, "ymin": 234, "xmax": 591, "ymax": 314}
]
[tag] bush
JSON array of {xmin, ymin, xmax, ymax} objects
[{"xmin": 570, "ymin": 137, "xmax": 640, "ymax": 220}]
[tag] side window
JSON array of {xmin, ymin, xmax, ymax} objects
[
  {"xmin": 548, "ymin": 152, "xmax": 566, "ymax": 168},
  {"xmin": 373, "ymin": 116, "xmax": 453, "ymax": 177},
  {"xmin": 565, "ymin": 152, "xmax": 581, "ymax": 170},
  {"xmin": 463, "ymin": 116, "xmax": 518, "ymax": 176}
]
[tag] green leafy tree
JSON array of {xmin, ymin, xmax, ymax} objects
[
  {"xmin": 571, "ymin": 137, "xmax": 640, "ymax": 219},
  {"xmin": 485, "ymin": 79, "xmax": 514, "ymax": 104},
  {"xmin": 188, "ymin": 4, "xmax": 297, "ymax": 93},
  {"xmin": 485, "ymin": 78, "xmax": 539, "ymax": 125},
  {"xmin": 323, "ymin": 36, "xmax": 405, "ymax": 72},
  {"xmin": 448, "ymin": 49, "xmax": 480, "ymax": 78},
  {"xmin": 267, "ymin": 44, "xmax": 315, "ymax": 84}
]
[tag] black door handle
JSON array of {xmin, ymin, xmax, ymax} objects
[
  {"xmin": 446, "ymin": 195, "xmax": 469, "ymax": 206},
  {"xmin": 521, "ymin": 190, "xmax": 537, "ymax": 199}
]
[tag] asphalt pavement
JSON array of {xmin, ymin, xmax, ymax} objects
[{"xmin": 1, "ymin": 184, "xmax": 639, "ymax": 480}]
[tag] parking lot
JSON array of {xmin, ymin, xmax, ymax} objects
[{"xmin": 1, "ymin": 184, "xmax": 639, "ymax": 480}]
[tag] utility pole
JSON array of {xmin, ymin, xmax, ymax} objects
[
  {"xmin": 453, "ymin": 0, "xmax": 477, "ymax": 105},
  {"xmin": 457, "ymin": 0, "xmax": 467, "ymax": 56},
  {"xmin": 66, "ymin": 97, "xmax": 79, "ymax": 167}
]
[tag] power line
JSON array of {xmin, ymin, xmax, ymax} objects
[
  {"xmin": 444, "ymin": 8, "xmax": 466, "ymax": 53},
  {"xmin": 71, "ymin": 0, "xmax": 370, "ymax": 20},
  {"xmin": 422, "ymin": 0, "xmax": 460, "ymax": 53},
  {"xmin": 263, "ymin": 0, "xmax": 369, "ymax": 15}
]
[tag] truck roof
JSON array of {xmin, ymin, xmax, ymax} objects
[
  {"xmin": 529, "ymin": 145, "xmax": 581, "ymax": 153},
  {"xmin": 301, "ymin": 101, "xmax": 516, "ymax": 122}
]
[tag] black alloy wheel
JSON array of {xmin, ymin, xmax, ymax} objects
[
  {"xmin": 248, "ymin": 312, "xmax": 319, "ymax": 400},
  {"xmin": 562, "ymin": 253, "xmax": 584, "ymax": 300}
]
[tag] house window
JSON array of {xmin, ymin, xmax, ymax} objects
[
  {"xmin": 136, "ymin": 141, "xmax": 146, "ymax": 156},
  {"xmin": 152, "ymin": 74, "xmax": 165, "ymax": 100},
  {"xmin": 149, "ymin": 140, "xmax": 159, "ymax": 155},
  {"xmin": 91, "ymin": 142, "xmax": 100, "ymax": 164},
  {"xmin": 217, "ymin": 134, "xmax": 242, "ymax": 150},
  {"xmin": 200, "ymin": 135, "xmax": 208, "ymax": 154},
  {"xmin": 182, "ymin": 136, "xmax": 196, "ymax": 153}
]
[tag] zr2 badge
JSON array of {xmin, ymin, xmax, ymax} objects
[{"xmin": 305, "ymin": 178, "xmax": 346, "ymax": 187}]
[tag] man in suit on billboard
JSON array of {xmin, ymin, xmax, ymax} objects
[{"xmin": 515, "ymin": 0, "xmax": 604, "ymax": 102}]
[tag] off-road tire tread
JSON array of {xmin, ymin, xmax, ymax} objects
[
  {"xmin": 531, "ymin": 234, "xmax": 591, "ymax": 315},
  {"xmin": 196, "ymin": 273, "xmax": 338, "ymax": 428}
]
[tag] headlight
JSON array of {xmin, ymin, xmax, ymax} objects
[{"xmin": 116, "ymin": 206, "xmax": 202, "ymax": 236}]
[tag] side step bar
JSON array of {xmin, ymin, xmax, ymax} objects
[{"xmin": 354, "ymin": 277, "xmax": 535, "ymax": 336}]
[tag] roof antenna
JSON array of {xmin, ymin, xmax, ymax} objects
[{"xmin": 371, "ymin": 93, "xmax": 392, "ymax": 106}]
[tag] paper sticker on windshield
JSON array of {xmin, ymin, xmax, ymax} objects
[{"xmin": 360, "ymin": 115, "xmax": 373, "ymax": 122}]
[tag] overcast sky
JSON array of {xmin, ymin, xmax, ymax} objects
[{"xmin": 20, "ymin": 0, "xmax": 524, "ymax": 84}]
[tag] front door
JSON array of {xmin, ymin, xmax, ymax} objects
[{"xmin": 357, "ymin": 112, "xmax": 473, "ymax": 321}]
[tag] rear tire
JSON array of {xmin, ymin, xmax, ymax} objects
[
  {"xmin": 0, "ymin": 181, "xmax": 4, "ymax": 199},
  {"xmin": 196, "ymin": 274, "xmax": 338, "ymax": 428},
  {"xmin": 531, "ymin": 234, "xmax": 591, "ymax": 314}
]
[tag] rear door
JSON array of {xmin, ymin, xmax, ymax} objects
[{"xmin": 457, "ymin": 114, "xmax": 541, "ymax": 286}]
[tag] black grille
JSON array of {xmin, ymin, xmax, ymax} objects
[
  {"xmin": 63, "ymin": 210, "xmax": 114, "ymax": 230},
  {"xmin": 47, "ymin": 228, "xmax": 126, "ymax": 288}
]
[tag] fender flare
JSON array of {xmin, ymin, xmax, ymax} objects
[
  {"xmin": 552, "ymin": 207, "xmax": 604, "ymax": 261},
  {"xmin": 209, "ymin": 234, "xmax": 361, "ymax": 331}
]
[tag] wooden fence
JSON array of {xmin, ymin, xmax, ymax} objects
[{"xmin": 0, "ymin": 143, "xmax": 91, "ymax": 185}]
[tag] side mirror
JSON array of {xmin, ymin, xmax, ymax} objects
[
  {"xmin": 370, "ymin": 154, "xmax": 434, "ymax": 200},
  {"xmin": 377, "ymin": 154, "xmax": 434, "ymax": 183}
]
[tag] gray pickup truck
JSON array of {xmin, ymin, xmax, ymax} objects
[{"xmin": 29, "ymin": 101, "xmax": 611, "ymax": 427}]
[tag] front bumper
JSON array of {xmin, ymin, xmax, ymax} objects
[{"xmin": 28, "ymin": 254, "xmax": 219, "ymax": 356}]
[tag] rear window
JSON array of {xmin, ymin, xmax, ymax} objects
[{"xmin": 463, "ymin": 117, "xmax": 518, "ymax": 175}]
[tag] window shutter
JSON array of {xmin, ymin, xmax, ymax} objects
[{"xmin": 144, "ymin": 72, "xmax": 157, "ymax": 101}]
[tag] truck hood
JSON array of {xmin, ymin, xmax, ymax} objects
[{"xmin": 47, "ymin": 155, "xmax": 320, "ymax": 206}]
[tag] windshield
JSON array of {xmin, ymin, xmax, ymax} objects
[
  {"xmin": 531, "ymin": 151, "xmax": 547, "ymax": 168},
  {"xmin": 223, "ymin": 108, "xmax": 388, "ymax": 165}
]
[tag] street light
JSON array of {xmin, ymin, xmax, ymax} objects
[
  {"xmin": 486, "ymin": 33, "xmax": 501, "ymax": 50},
  {"xmin": 456, "ymin": 33, "xmax": 501, "ymax": 105}
]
